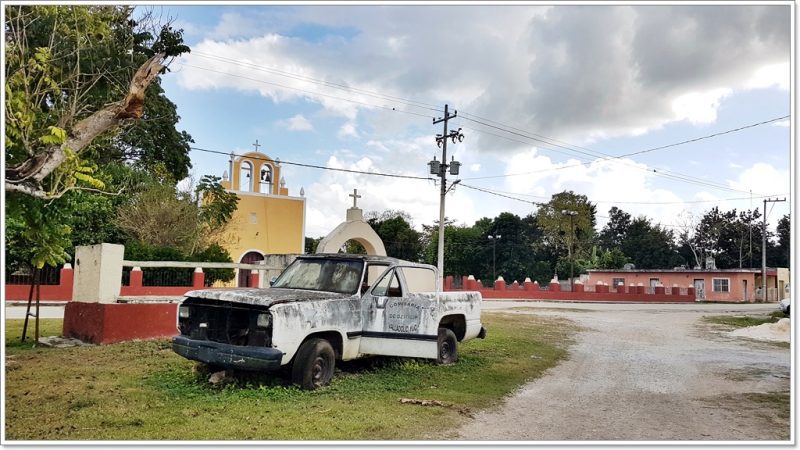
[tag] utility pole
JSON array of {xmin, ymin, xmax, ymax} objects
[
  {"xmin": 488, "ymin": 233, "xmax": 501, "ymax": 284},
  {"xmin": 428, "ymin": 104, "xmax": 463, "ymax": 289},
  {"xmin": 562, "ymin": 210, "xmax": 578, "ymax": 292},
  {"xmin": 762, "ymin": 197, "xmax": 786, "ymax": 302}
]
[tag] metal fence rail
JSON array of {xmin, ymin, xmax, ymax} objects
[{"xmin": 6, "ymin": 265, "xmax": 62, "ymax": 286}]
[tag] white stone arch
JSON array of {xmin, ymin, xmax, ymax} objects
[{"xmin": 316, "ymin": 221, "xmax": 386, "ymax": 256}]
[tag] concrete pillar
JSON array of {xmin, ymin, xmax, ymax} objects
[
  {"xmin": 444, "ymin": 275, "xmax": 454, "ymax": 291},
  {"xmin": 524, "ymin": 277, "xmax": 535, "ymax": 291},
  {"xmin": 511, "ymin": 280, "xmax": 520, "ymax": 290},
  {"xmin": 654, "ymin": 286, "xmax": 665, "ymax": 295},
  {"xmin": 549, "ymin": 281, "xmax": 561, "ymax": 292},
  {"xmin": 129, "ymin": 267, "xmax": 143, "ymax": 289},
  {"xmin": 494, "ymin": 276, "xmax": 506, "ymax": 291},
  {"xmin": 192, "ymin": 268, "xmax": 205, "ymax": 289},
  {"xmin": 574, "ymin": 281, "xmax": 584, "ymax": 293},
  {"xmin": 60, "ymin": 264, "xmax": 74, "ymax": 300},
  {"xmin": 249, "ymin": 270, "xmax": 259, "ymax": 288},
  {"xmin": 72, "ymin": 243, "xmax": 124, "ymax": 304}
]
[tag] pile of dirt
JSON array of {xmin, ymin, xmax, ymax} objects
[{"xmin": 729, "ymin": 318, "xmax": 790, "ymax": 343}]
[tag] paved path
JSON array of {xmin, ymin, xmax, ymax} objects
[
  {"xmin": 5, "ymin": 305, "xmax": 66, "ymax": 319},
  {"xmin": 454, "ymin": 300, "xmax": 790, "ymax": 441}
]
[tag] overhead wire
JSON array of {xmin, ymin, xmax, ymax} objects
[
  {"xmin": 176, "ymin": 57, "xmax": 786, "ymax": 198},
  {"xmin": 457, "ymin": 114, "xmax": 780, "ymax": 195},
  {"xmin": 189, "ymin": 146, "xmax": 434, "ymax": 181},
  {"xmin": 192, "ymin": 51, "xmax": 443, "ymax": 113}
]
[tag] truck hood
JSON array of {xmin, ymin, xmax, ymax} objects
[{"xmin": 183, "ymin": 288, "xmax": 351, "ymax": 308}]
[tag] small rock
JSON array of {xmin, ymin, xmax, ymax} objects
[
  {"xmin": 208, "ymin": 370, "xmax": 228, "ymax": 385},
  {"xmin": 36, "ymin": 336, "xmax": 91, "ymax": 348}
]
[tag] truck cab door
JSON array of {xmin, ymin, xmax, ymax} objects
[{"xmin": 358, "ymin": 267, "xmax": 437, "ymax": 358}]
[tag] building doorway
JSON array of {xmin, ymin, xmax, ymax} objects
[
  {"xmin": 742, "ymin": 280, "xmax": 748, "ymax": 302},
  {"xmin": 693, "ymin": 279, "xmax": 705, "ymax": 300},
  {"xmin": 239, "ymin": 251, "xmax": 265, "ymax": 287}
]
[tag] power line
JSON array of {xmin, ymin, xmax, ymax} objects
[
  {"xmin": 178, "ymin": 58, "xmax": 784, "ymax": 196},
  {"xmin": 192, "ymin": 52, "xmax": 443, "ymax": 113},
  {"xmin": 457, "ymin": 113, "xmax": 787, "ymax": 195},
  {"xmin": 176, "ymin": 63, "xmax": 434, "ymax": 119},
  {"xmin": 189, "ymin": 146, "xmax": 434, "ymax": 181}
]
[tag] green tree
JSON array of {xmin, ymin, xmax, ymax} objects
[
  {"xmin": 620, "ymin": 217, "xmax": 682, "ymax": 269},
  {"xmin": 775, "ymin": 214, "xmax": 790, "ymax": 268},
  {"xmin": 4, "ymin": 5, "xmax": 190, "ymax": 272},
  {"xmin": 599, "ymin": 207, "xmax": 632, "ymax": 250},
  {"xmin": 366, "ymin": 210, "xmax": 423, "ymax": 261},
  {"xmin": 115, "ymin": 176, "xmax": 239, "ymax": 256},
  {"xmin": 596, "ymin": 247, "xmax": 629, "ymax": 269}
]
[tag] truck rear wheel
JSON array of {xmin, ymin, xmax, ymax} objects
[
  {"xmin": 291, "ymin": 338, "xmax": 335, "ymax": 390},
  {"xmin": 437, "ymin": 328, "xmax": 458, "ymax": 365}
]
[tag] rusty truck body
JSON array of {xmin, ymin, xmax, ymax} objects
[{"xmin": 172, "ymin": 254, "xmax": 486, "ymax": 389}]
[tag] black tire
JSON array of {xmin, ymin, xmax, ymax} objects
[
  {"xmin": 437, "ymin": 328, "xmax": 458, "ymax": 365},
  {"xmin": 786, "ymin": 306, "xmax": 790, "ymax": 317},
  {"xmin": 291, "ymin": 338, "xmax": 335, "ymax": 390}
]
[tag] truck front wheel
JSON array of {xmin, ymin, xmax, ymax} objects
[
  {"xmin": 437, "ymin": 328, "xmax": 458, "ymax": 365},
  {"xmin": 291, "ymin": 338, "xmax": 335, "ymax": 390}
]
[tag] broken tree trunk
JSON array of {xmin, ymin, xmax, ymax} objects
[{"xmin": 5, "ymin": 53, "xmax": 167, "ymax": 199}]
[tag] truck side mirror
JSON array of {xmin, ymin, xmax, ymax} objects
[{"xmin": 269, "ymin": 276, "xmax": 278, "ymax": 286}]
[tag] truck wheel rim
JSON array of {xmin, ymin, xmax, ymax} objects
[
  {"xmin": 440, "ymin": 342, "xmax": 452, "ymax": 360},
  {"xmin": 312, "ymin": 356, "xmax": 328, "ymax": 385}
]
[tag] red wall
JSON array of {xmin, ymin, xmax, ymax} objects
[
  {"xmin": 5, "ymin": 268, "xmax": 226, "ymax": 302},
  {"xmin": 63, "ymin": 302, "xmax": 179, "ymax": 345},
  {"xmin": 444, "ymin": 276, "xmax": 695, "ymax": 303},
  {"xmin": 4, "ymin": 267, "xmax": 74, "ymax": 301}
]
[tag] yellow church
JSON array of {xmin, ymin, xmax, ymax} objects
[{"xmin": 220, "ymin": 145, "xmax": 306, "ymax": 286}]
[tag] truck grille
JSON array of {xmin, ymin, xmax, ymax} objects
[{"xmin": 179, "ymin": 298, "xmax": 271, "ymax": 347}]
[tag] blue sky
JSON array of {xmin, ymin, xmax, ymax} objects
[{"xmin": 151, "ymin": 3, "xmax": 791, "ymax": 238}]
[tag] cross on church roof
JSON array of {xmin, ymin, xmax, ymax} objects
[
  {"xmin": 252, "ymin": 139, "xmax": 261, "ymax": 151},
  {"xmin": 349, "ymin": 189, "xmax": 361, "ymax": 208}
]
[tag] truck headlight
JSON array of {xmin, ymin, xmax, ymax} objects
[
  {"xmin": 179, "ymin": 306, "xmax": 190, "ymax": 319},
  {"xmin": 256, "ymin": 313, "xmax": 272, "ymax": 328}
]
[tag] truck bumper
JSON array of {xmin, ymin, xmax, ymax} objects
[{"xmin": 172, "ymin": 335, "xmax": 284, "ymax": 371}]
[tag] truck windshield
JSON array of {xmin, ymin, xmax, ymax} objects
[{"xmin": 271, "ymin": 258, "xmax": 364, "ymax": 295}]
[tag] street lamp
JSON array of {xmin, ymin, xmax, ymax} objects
[
  {"xmin": 561, "ymin": 210, "xmax": 578, "ymax": 292},
  {"xmin": 488, "ymin": 233, "xmax": 501, "ymax": 284}
]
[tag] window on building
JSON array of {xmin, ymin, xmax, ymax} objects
[
  {"xmin": 259, "ymin": 164, "xmax": 273, "ymax": 194},
  {"xmin": 712, "ymin": 278, "xmax": 730, "ymax": 292},
  {"xmin": 612, "ymin": 278, "xmax": 625, "ymax": 288},
  {"xmin": 239, "ymin": 160, "xmax": 253, "ymax": 192}
]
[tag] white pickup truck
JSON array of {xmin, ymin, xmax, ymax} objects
[{"xmin": 172, "ymin": 254, "xmax": 486, "ymax": 389}]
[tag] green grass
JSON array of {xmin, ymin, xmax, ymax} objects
[
  {"xmin": 5, "ymin": 313, "xmax": 576, "ymax": 440},
  {"xmin": 703, "ymin": 311, "xmax": 784, "ymax": 329}
]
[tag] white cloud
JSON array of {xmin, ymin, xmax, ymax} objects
[
  {"xmin": 279, "ymin": 114, "xmax": 313, "ymax": 131},
  {"xmin": 671, "ymin": 88, "xmax": 732, "ymax": 124},
  {"xmin": 772, "ymin": 120, "xmax": 790, "ymax": 127},
  {"xmin": 746, "ymin": 62, "xmax": 790, "ymax": 90},
  {"xmin": 337, "ymin": 122, "xmax": 359, "ymax": 139},
  {"xmin": 469, "ymin": 163, "xmax": 481, "ymax": 172},
  {"xmin": 176, "ymin": 5, "xmax": 788, "ymax": 149},
  {"xmin": 727, "ymin": 162, "xmax": 790, "ymax": 197}
]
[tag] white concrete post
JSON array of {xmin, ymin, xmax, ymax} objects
[{"xmin": 72, "ymin": 243, "xmax": 125, "ymax": 303}]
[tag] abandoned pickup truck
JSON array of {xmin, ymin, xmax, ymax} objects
[{"xmin": 172, "ymin": 254, "xmax": 486, "ymax": 389}]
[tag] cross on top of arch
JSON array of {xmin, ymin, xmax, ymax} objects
[{"xmin": 349, "ymin": 189, "xmax": 361, "ymax": 208}]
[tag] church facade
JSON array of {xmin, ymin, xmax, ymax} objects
[{"xmin": 219, "ymin": 149, "xmax": 306, "ymax": 286}]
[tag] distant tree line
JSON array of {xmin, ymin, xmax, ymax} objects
[{"xmin": 307, "ymin": 190, "xmax": 790, "ymax": 285}]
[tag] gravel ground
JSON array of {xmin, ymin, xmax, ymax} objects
[{"xmin": 453, "ymin": 301, "xmax": 791, "ymax": 442}]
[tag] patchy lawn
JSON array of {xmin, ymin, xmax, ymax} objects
[
  {"xmin": 702, "ymin": 311, "xmax": 784, "ymax": 329},
  {"xmin": 5, "ymin": 312, "xmax": 577, "ymax": 440}
]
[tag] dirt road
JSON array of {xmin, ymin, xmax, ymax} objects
[{"xmin": 454, "ymin": 302, "xmax": 791, "ymax": 441}]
